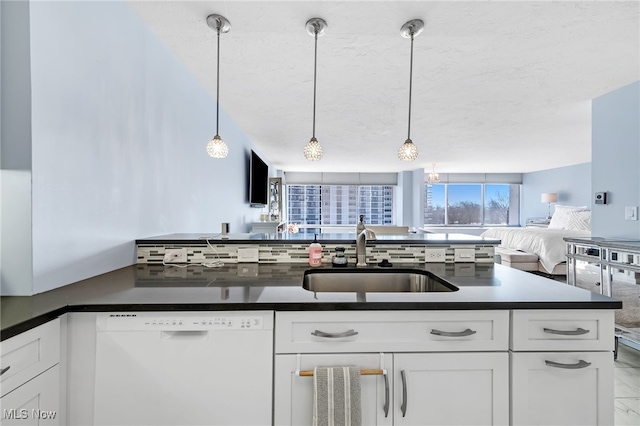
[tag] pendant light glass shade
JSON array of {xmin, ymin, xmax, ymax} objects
[
  {"xmin": 304, "ymin": 18, "xmax": 327, "ymax": 161},
  {"xmin": 398, "ymin": 139, "xmax": 419, "ymax": 161},
  {"xmin": 304, "ymin": 137, "xmax": 323, "ymax": 161},
  {"xmin": 206, "ymin": 14, "xmax": 231, "ymax": 158},
  {"xmin": 398, "ymin": 19, "xmax": 424, "ymax": 162},
  {"xmin": 206, "ymin": 135, "xmax": 228, "ymax": 158},
  {"xmin": 427, "ymin": 163, "xmax": 440, "ymax": 184}
]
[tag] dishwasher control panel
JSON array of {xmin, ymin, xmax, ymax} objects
[{"xmin": 96, "ymin": 312, "xmax": 273, "ymax": 331}]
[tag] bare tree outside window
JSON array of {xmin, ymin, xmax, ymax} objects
[{"xmin": 425, "ymin": 183, "xmax": 520, "ymax": 226}]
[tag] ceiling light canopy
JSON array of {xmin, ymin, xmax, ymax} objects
[
  {"xmin": 398, "ymin": 19, "xmax": 424, "ymax": 162},
  {"xmin": 304, "ymin": 18, "xmax": 327, "ymax": 161},
  {"xmin": 205, "ymin": 14, "xmax": 231, "ymax": 159}
]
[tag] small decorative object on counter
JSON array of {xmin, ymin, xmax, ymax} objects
[
  {"xmin": 308, "ymin": 234, "xmax": 323, "ymax": 267},
  {"xmin": 287, "ymin": 223, "xmax": 299, "ymax": 234},
  {"xmin": 221, "ymin": 222, "xmax": 230, "ymax": 238},
  {"xmin": 332, "ymin": 247, "xmax": 348, "ymax": 267}
]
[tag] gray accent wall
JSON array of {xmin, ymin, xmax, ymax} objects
[
  {"xmin": 591, "ymin": 81, "xmax": 640, "ymax": 239},
  {"xmin": 521, "ymin": 163, "xmax": 591, "ymax": 222},
  {"xmin": 3, "ymin": 2, "xmax": 266, "ymax": 295},
  {"xmin": 1, "ymin": 1, "xmax": 33, "ymax": 296}
]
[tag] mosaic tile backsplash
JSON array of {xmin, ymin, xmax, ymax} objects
[{"xmin": 137, "ymin": 242, "xmax": 495, "ymax": 264}]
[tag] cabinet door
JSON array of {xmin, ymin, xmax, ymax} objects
[
  {"xmin": 394, "ymin": 353, "xmax": 509, "ymax": 426},
  {"xmin": 274, "ymin": 353, "xmax": 392, "ymax": 426},
  {"xmin": 511, "ymin": 351, "xmax": 614, "ymax": 425},
  {"xmin": 0, "ymin": 365, "xmax": 59, "ymax": 425}
]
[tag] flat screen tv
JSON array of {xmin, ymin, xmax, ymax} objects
[{"xmin": 249, "ymin": 150, "xmax": 269, "ymax": 206}]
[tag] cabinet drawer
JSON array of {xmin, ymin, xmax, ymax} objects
[
  {"xmin": 511, "ymin": 310, "xmax": 614, "ymax": 351},
  {"xmin": 275, "ymin": 311, "xmax": 509, "ymax": 353},
  {"xmin": 511, "ymin": 351, "xmax": 614, "ymax": 425},
  {"xmin": 1, "ymin": 319, "xmax": 60, "ymax": 397}
]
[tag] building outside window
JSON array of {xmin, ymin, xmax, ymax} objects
[
  {"xmin": 425, "ymin": 183, "xmax": 520, "ymax": 226},
  {"xmin": 287, "ymin": 185, "xmax": 395, "ymax": 231}
]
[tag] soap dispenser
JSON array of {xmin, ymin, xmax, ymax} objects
[{"xmin": 308, "ymin": 234, "xmax": 323, "ymax": 267}]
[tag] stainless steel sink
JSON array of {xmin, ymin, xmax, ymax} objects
[{"xmin": 302, "ymin": 268, "xmax": 458, "ymax": 293}]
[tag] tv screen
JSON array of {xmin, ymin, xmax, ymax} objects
[{"xmin": 249, "ymin": 150, "xmax": 269, "ymax": 206}]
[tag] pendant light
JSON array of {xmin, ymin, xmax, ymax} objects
[
  {"xmin": 398, "ymin": 19, "xmax": 424, "ymax": 162},
  {"xmin": 427, "ymin": 163, "xmax": 440, "ymax": 184},
  {"xmin": 206, "ymin": 14, "xmax": 231, "ymax": 158},
  {"xmin": 303, "ymin": 18, "xmax": 327, "ymax": 161}
]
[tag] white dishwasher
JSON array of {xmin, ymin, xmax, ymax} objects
[{"xmin": 93, "ymin": 311, "xmax": 273, "ymax": 426}]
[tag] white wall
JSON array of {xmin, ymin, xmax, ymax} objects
[
  {"xmin": 521, "ymin": 163, "xmax": 592, "ymax": 222},
  {"xmin": 591, "ymin": 81, "xmax": 640, "ymax": 238},
  {"xmin": 15, "ymin": 1, "xmax": 263, "ymax": 294}
]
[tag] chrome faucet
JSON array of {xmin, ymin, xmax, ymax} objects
[{"xmin": 356, "ymin": 228, "xmax": 376, "ymax": 267}]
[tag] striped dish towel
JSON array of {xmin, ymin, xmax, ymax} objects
[{"xmin": 313, "ymin": 366, "xmax": 362, "ymax": 426}]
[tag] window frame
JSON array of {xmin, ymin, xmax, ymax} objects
[{"xmin": 424, "ymin": 182, "xmax": 520, "ymax": 227}]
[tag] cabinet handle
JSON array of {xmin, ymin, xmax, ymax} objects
[
  {"xmin": 545, "ymin": 359, "xmax": 592, "ymax": 369},
  {"xmin": 310, "ymin": 329, "xmax": 358, "ymax": 338},
  {"xmin": 430, "ymin": 328, "xmax": 476, "ymax": 337},
  {"xmin": 543, "ymin": 327, "xmax": 589, "ymax": 336},
  {"xmin": 383, "ymin": 372, "xmax": 389, "ymax": 418},
  {"xmin": 0, "ymin": 366, "xmax": 10, "ymax": 376},
  {"xmin": 400, "ymin": 370, "xmax": 407, "ymax": 417}
]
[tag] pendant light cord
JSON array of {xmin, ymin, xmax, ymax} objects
[
  {"xmin": 216, "ymin": 27, "xmax": 221, "ymax": 136},
  {"xmin": 407, "ymin": 33, "xmax": 414, "ymax": 140},
  {"xmin": 312, "ymin": 30, "xmax": 318, "ymax": 139}
]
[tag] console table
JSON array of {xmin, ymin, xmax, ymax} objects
[{"xmin": 565, "ymin": 237, "xmax": 640, "ymax": 353}]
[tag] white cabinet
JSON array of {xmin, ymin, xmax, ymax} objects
[
  {"xmin": 275, "ymin": 310, "xmax": 509, "ymax": 353},
  {"xmin": 510, "ymin": 310, "xmax": 615, "ymax": 425},
  {"xmin": 511, "ymin": 352, "xmax": 613, "ymax": 425},
  {"xmin": 0, "ymin": 366, "xmax": 60, "ymax": 425},
  {"xmin": 274, "ymin": 311, "xmax": 510, "ymax": 425},
  {"xmin": 274, "ymin": 353, "xmax": 392, "ymax": 425},
  {"xmin": 0, "ymin": 319, "xmax": 61, "ymax": 425},
  {"xmin": 394, "ymin": 353, "xmax": 508, "ymax": 426}
]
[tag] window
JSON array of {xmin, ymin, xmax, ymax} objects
[
  {"xmin": 425, "ymin": 183, "xmax": 520, "ymax": 226},
  {"xmin": 287, "ymin": 185, "xmax": 395, "ymax": 230}
]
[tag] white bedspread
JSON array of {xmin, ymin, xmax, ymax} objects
[{"xmin": 481, "ymin": 227, "xmax": 591, "ymax": 273}]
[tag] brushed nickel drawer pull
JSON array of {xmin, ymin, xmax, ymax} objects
[
  {"xmin": 545, "ymin": 359, "xmax": 592, "ymax": 369},
  {"xmin": 543, "ymin": 327, "xmax": 589, "ymax": 336},
  {"xmin": 430, "ymin": 328, "xmax": 476, "ymax": 337},
  {"xmin": 400, "ymin": 370, "xmax": 408, "ymax": 417},
  {"xmin": 0, "ymin": 366, "xmax": 10, "ymax": 376},
  {"xmin": 383, "ymin": 372, "xmax": 389, "ymax": 418},
  {"xmin": 311, "ymin": 329, "xmax": 358, "ymax": 338}
]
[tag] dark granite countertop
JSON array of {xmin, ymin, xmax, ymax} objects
[
  {"xmin": 1, "ymin": 262, "xmax": 620, "ymax": 341},
  {"xmin": 136, "ymin": 232, "xmax": 501, "ymax": 245}
]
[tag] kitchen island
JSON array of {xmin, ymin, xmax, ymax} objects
[
  {"xmin": 1, "ymin": 262, "xmax": 619, "ymax": 339},
  {"xmin": 1, "ymin": 259, "xmax": 621, "ymax": 426}
]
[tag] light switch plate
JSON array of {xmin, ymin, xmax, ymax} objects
[
  {"xmin": 237, "ymin": 247, "xmax": 260, "ymax": 263},
  {"xmin": 625, "ymin": 206, "xmax": 638, "ymax": 221},
  {"xmin": 454, "ymin": 248, "xmax": 475, "ymax": 263}
]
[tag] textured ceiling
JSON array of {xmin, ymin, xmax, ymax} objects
[{"xmin": 129, "ymin": 0, "xmax": 639, "ymax": 174}]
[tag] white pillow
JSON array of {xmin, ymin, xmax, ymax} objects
[
  {"xmin": 565, "ymin": 210, "xmax": 591, "ymax": 231},
  {"xmin": 549, "ymin": 205, "xmax": 589, "ymax": 229}
]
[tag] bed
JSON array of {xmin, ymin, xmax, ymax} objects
[{"xmin": 481, "ymin": 206, "xmax": 592, "ymax": 275}]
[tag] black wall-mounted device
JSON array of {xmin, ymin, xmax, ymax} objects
[{"xmin": 595, "ymin": 192, "xmax": 607, "ymax": 205}]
